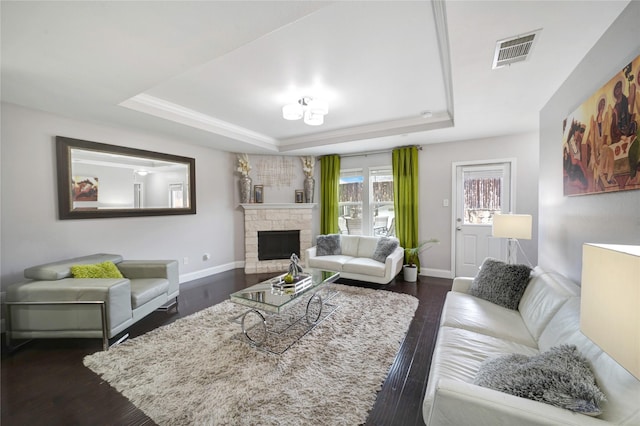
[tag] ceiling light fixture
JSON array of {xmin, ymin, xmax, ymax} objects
[{"xmin": 282, "ymin": 97, "xmax": 328, "ymax": 126}]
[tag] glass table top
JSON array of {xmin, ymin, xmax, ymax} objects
[{"xmin": 230, "ymin": 269, "xmax": 339, "ymax": 314}]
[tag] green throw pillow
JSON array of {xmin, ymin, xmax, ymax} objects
[{"xmin": 71, "ymin": 261, "xmax": 124, "ymax": 279}]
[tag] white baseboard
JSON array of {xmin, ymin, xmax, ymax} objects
[
  {"xmin": 421, "ymin": 268, "xmax": 454, "ymax": 279},
  {"xmin": 179, "ymin": 261, "xmax": 244, "ymax": 284}
]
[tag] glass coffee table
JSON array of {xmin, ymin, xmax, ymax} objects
[{"xmin": 230, "ymin": 269, "xmax": 340, "ymax": 354}]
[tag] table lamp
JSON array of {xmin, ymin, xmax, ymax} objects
[{"xmin": 581, "ymin": 243, "xmax": 640, "ymax": 380}]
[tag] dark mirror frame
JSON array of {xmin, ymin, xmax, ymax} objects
[{"xmin": 56, "ymin": 136, "xmax": 196, "ymax": 219}]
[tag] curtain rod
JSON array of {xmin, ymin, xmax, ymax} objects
[{"xmin": 321, "ymin": 145, "xmax": 422, "ymax": 159}]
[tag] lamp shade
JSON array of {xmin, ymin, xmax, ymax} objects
[
  {"xmin": 282, "ymin": 103, "xmax": 303, "ymax": 120},
  {"xmin": 307, "ymin": 98, "xmax": 328, "ymax": 115},
  {"xmin": 492, "ymin": 214, "xmax": 532, "ymax": 239},
  {"xmin": 580, "ymin": 243, "xmax": 640, "ymax": 379},
  {"xmin": 304, "ymin": 111, "xmax": 324, "ymax": 126}
]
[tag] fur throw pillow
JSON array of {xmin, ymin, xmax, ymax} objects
[
  {"xmin": 474, "ymin": 345, "xmax": 606, "ymax": 416},
  {"xmin": 372, "ymin": 237, "xmax": 399, "ymax": 263},
  {"xmin": 316, "ymin": 234, "xmax": 342, "ymax": 256},
  {"xmin": 469, "ymin": 258, "xmax": 531, "ymax": 310}
]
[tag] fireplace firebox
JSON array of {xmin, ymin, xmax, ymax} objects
[{"xmin": 258, "ymin": 230, "xmax": 300, "ymax": 261}]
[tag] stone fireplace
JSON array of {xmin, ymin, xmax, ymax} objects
[{"xmin": 242, "ymin": 204, "xmax": 315, "ymax": 274}]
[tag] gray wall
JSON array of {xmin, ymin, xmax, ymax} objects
[
  {"xmin": 321, "ymin": 134, "xmax": 540, "ymax": 279},
  {"xmin": 539, "ymin": 1, "xmax": 640, "ymax": 283},
  {"xmin": 0, "ymin": 102, "xmax": 540, "ymax": 286},
  {"xmin": 420, "ymin": 132, "xmax": 539, "ymax": 277},
  {"xmin": 0, "ymin": 104, "xmax": 324, "ymax": 288},
  {"xmin": 1, "ymin": 103, "xmax": 243, "ymax": 286}
]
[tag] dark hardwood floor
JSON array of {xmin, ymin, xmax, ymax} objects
[{"xmin": 1, "ymin": 269, "xmax": 451, "ymax": 426}]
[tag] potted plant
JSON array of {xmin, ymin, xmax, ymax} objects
[{"xmin": 403, "ymin": 238, "xmax": 439, "ymax": 282}]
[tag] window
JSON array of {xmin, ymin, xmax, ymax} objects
[
  {"xmin": 370, "ymin": 168, "xmax": 394, "ymax": 236},
  {"xmin": 463, "ymin": 170, "xmax": 503, "ymax": 224},
  {"xmin": 339, "ymin": 170, "xmax": 363, "ymax": 235},
  {"xmin": 338, "ymin": 167, "xmax": 395, "ymax": 236}
]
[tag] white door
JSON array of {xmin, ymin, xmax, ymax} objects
[
  {"xmin": 453, "ymin": 161, "xmax": 513, "ymax": 277},
  {"xmin": 133, "ymin": 183, "xmax": 143, "ymax": 208},
  {"xmin": 169, "ymin": 183, "xmax": 184, "ymax": 208}
]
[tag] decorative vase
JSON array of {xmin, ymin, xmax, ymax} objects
[
  {"xmin": 304, "ymin": 176, "xmax": 315, "ymax": 203},
  {"xmin": 239, "ymin": 175, "xmax": 252, "ymax": 204}
]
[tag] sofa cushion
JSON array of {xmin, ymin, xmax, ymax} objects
[
  {"xmin": 518, "ymin": 267, "xmax": 577, "ymax": 340},
  {"xmin": 469, "ymin": 258, "xmax": 532, "ymax": 310},
  {"xmin": 372, "ymin": 237, "xmax": 399, "ymax": 263},
  {"xmin": 340, "ymin": 235, "xmax": 360, "ymax": 257},
  {"xmin": 316, "ymin": 234, "xmax": 342, "ymax": 256},
  {"xmin": 538, "ymin": 298, "xmax": 640, "ymax": 423},
  {"xmin": 440, "ymin": 292, "xmax": 537, "ymax": 347},
  {"xmin": 474, "ymin": 345, "xmax": 606, "ymax": 416},
  {"xmin": 356, "ymin": 236, "xmax": 380, "ymax": 258},
  {"xmin": 24, "ymin": 254, "xmax": 123, "ymax": 280},
  {"xmin": 307, "ymin": 255, "xmax": 353, "ymax": 272},
  {"xmin": 342, "ymin": 257, "xmax": 387, "ymax": 277},
  {"xmin": 423, "ymin": 325, "xmax": 539, "ymax": 422},
  {"xmin": 130, "ymin": 278, "xmax": 169, "ymax": 309},
  {"xmin": 71, "ymin": 261, "xmax": 124, "ymax": 279}
]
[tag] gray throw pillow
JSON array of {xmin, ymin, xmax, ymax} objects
[
  {"xmin": 316, "ymin": 234, "xmax": 341, "ymax": 256},
  {"xmin": 474, "ymin": 345, "xmax": 606, "ymax": 416},
  {"xmin": 372, "ymin": 237, "xmax": 399, "ymax": 263},
  {"xmin": 469, "ymin": 258, "xmax": 531, "ymax": 310}
]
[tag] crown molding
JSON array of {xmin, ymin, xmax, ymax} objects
[{"xmin": 120, "ymin": 94, "xmax": 279, "ymax": 152}]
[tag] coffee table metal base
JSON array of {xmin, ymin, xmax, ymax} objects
[{"xmin": 235, "ymin": 289, "xmax": 338, "ymax": 354}]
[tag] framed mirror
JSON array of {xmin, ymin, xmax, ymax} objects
[{"xmin": 56, "ymin": 136, "xmax": 196, "ymax": 219}]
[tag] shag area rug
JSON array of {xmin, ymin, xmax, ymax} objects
[{"xmin": 83, "ymin": 284, "xmax": 418, "ymax": 425}]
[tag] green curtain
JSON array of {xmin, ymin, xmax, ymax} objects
[
  {"xmin": 320, "ymin": 155, "xmax": 341, "ymax": 234},
  {"xmin": 393, "ymin": 146, "xmax": 419, "ymax": 265}
]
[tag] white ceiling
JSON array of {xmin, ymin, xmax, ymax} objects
[{"xmin": 1, "ymin": 1, "xmax": 630, "ymax": 156}]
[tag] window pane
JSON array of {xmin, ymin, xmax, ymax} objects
[
  {"xmin": 463, "ymin": 171, "xmax": 502, "ymax": 224},
  {"xmin": 336, "ymin": 167, "xmax": 395, "ymax": 236},
  {"xmin": 339, "ymin": 171, "xmax": 363, "ymax": 234},
  {"xmin": 371, "ymin": 169, "xmax": 394, "ymax": 202},
  {"xmin": 339, "ymin": 173, "xmax": 363, "ymax": 202},
  {"xmin": 373, "ymin": 203, "xmax": 394, "ymax": 236},
  {"xmin": 371, "ymin": 168, "xmax": 394, "ymax": 236}
]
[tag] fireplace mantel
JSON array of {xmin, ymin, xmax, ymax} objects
[{"xmin": 240, "ymin": 203, "xmax": 317, "ymax": 210}]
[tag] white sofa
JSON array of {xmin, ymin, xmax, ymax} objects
[
  {"xmin": 305, "ymin": 235, "xmax": 404, "ymax": 284},
  {"xmin": 423, "ymin": 265, "xmax": 640, "ymax": 425}
]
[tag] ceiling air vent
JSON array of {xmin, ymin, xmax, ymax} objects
[{"xmin": 492, "ymin": 29, "xmax": 541, "ymax": 69}]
